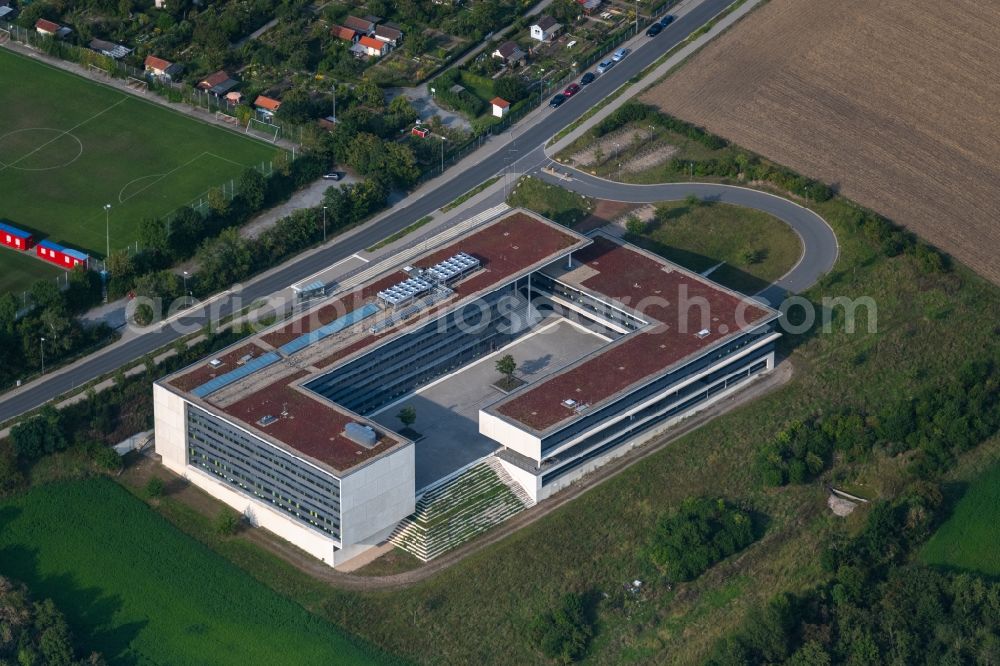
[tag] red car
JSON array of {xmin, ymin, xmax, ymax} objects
[{"xmin": 562, "ymin": 83, "xmax": 581, "ymax": 97}]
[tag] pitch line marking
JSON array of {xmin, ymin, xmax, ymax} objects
[{"xmin": 0, "ymin": 96, "xmax": 128, "ymax": 173}]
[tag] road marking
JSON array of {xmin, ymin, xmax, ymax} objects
[
  {"xmin": 158, "ymin": 288, "xmax": 232, "ymax": 327},
  {"xmin": 352, "ymin": 253, "xmax": 370, "ymax": 263},
  {"xmin": 289, "ymin": 255, "xmax": 362, "ymax": 291}
]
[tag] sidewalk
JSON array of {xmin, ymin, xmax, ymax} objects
[{"xmin": 546, "ymin": 0, "xmax": 763, "ymax": 158}]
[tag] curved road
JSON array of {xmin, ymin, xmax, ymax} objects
[
  {"xmin": 534, "ymin": 167, "xmax": 839, "ymax": 304},
  {"xmin": 0, "ymin": 0, "xmax": 837, "ymax": 423}
]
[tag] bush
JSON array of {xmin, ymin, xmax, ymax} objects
[
  {"xmin": 647, "ymin": 497, "xmax": 756, "ymax": 581},
  {"xmin": 215, "ymin": 507, "xmax": 242, "ymax": 536},
  {"xmin": 145, "ymin": 477, "xmax": 166, "ymax": 498},
  {"xmin": 527, "ymin": 592, "xmax": 594, "ymax": 663},
  {"xmin": 624, "ymin": 215, "xmax": 646, "ymax": 236},
  {"xmin": 753, "ymin": 417, "xmax": 838, "ymax": 487}
]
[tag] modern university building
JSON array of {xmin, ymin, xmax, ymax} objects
[{"xmin": 154, "ymin": 208, "xmax": 780, "ymax": 567}]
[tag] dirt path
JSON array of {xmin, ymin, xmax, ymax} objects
[{"xmin": 132, "ymin": 360, "xmax": 793, "ymax": 591}]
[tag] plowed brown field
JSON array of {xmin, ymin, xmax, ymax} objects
[{"xmin": 642, "ymin": 0, "xmax": 1000, "ymax": 284}]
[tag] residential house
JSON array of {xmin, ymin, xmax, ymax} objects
[
  {"xmin": 530, "ymin": 15, "xmax": 562, "ymax": 42},
  {"xmin": 332, "ymin": 25, "xmax": 358, "ymax": 43},
  {"xmin": 577, "ymin": 0, "xmax": 602, "ymax": 14},
  {"xmin": 144, "ymin": 55, "xmax": 182, "ymax": 80},
  {"xmin": 492, "ymin": 41, "xmax": 526, "ymax": 66},
  {"xmin": 254, "ymin": 95, "xmax": 281, "ymax": 119},
  {"xmin": 342, "ymin": 15, "xmax": 375, "ymax": 36},
  {"xmin": 373, "ymin": 24, "xmax": 403, "ymax": 47},
  {"xmin": 89, "ymin": 38, "xmax": 131, "ymax": 60},
  {"xmin": 197, "ymin": 70, "xmax": 239, "ymax": 97},
  {"xmin": 490, "ymin": 97, "xmax": 510, "ymax": 118},
  {"xmin": 354, "ymin": 35, "xmax": 389, "ymax": 58},
  {"xmin": 0, "ymin": 3, "xmax": 16, "ymax": 21}
]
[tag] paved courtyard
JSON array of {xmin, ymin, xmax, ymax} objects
[{"xmin": 372, "ymin": 316, "xmax": 610, "ymax": 490}]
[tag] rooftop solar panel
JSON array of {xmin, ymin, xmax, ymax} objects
[
  {"xmin": 191, "ymin": 351, "xmax": 281, "ymax": 398},
  {"xmin": 278, "ymin": 303, "xmax": 380, "ymax": 355}
]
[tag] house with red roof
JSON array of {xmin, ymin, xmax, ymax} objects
[
  {"xmin": 331, "ymin": 25, "xmax": 358, "ymax": 43},
  {"xmin": 355, "ymin": 35, "xmax": 389, "ymax": 57},
  {"xmin": 253, "ymin": 95, "xmax": 281, "ymax": 118},
  {"xmin": 34, "ymin": 18, "xmax": 61, "ymax": 37},
  {"xmin": 144, "ymin": 55, "xmax": 182, "ymax": 80}
]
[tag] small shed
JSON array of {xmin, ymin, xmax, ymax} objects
[{"xmin": 490, "ymin": 97, "xmax": 510, "ymax": 118}]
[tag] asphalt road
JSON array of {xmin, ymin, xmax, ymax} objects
[
  {"xmin": 537, "ymin": 168, "xmax": 839, "ymax": 303},
  {"xmin": 0, "ymin": 0, "xmax": 764, "ymax": 423}
]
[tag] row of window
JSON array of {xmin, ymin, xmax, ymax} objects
[
  {"xmin": 542, "ymin": 357, "xmax": 769, "ymax": 485},
  {"xmin": 187, "ymin": 407, "xmax": 343, "ymax": 539}
]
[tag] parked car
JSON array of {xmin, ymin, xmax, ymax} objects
[
  {"xmin": 580, "ymin": 72, "xmax": 596, "ymax": 85},
  {"xmin": 612, "ymin": 47, "xmax": 631, "ymax": 61},
  {"xmin": 549, "ymin": 94, "xmax": 566, "ymax": 108},
  {"xmin": 322, "ymin": 173, "xmax": 342, "ymax": 181},
  {"xmin": 646, "ymin": 23, "xmax": 662, "ymax": 37},
  {"xmin": 563, "ymin": 83, "xmax": 581, "ymax": 97},
  {"xmin": 597, "ymin": 60, "xmax": 615, "ymax": 74},
  {"xmin": 659, "ymin": 14, "xmax": 675, "ymax": 27}
]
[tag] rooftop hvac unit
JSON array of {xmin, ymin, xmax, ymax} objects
[
  {"xmin": 343, "ymin": 422, "xmax": 379, "ymax": 448},
  {"xmin": 257, "ymin": 415, "xmax": 278, "ymax": 427}
]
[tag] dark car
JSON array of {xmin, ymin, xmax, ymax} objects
[
  {"xmin": 322, "ymin": 172, "xmax": 342, "ymax": 181},
  {"xmin": 563, "ymin": 83, "xmax": 581, "ymax": 97},
  {"xmin": 659, "ymin": 14, "xmax": 675, "ymax": 27},
  {"xmin": 549, "ymin": 94, "xmax": 566, "ymax": 108},
  {"xmin": 580, "ymin": 72, "xmax": 596, "ymax": 85},
  {"xmin": 646, "ymin": 23, "xmax": 662, "ymax": 37}
]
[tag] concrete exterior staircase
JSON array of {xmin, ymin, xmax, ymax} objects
[{"xmin": 388, "ymin": 457, "xmax": 533, "ymax": 561}]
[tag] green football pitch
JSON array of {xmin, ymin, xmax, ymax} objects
[{"xmin": 0, "ymin": 49, "xmax": 280, "ymax": 292}]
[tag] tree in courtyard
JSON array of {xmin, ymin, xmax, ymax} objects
[
  {"xmin": 397, "ymin": 406, "xmax": 417, "ymax": 430},
  {"xmin": 496, "ymin": 354, "xmax": 517, "ymax": 383}
]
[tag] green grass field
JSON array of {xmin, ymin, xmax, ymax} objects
[
  {"xmin": 921, "ymin": 461, "xmax": 1000, "ymax": 576},
  {"xmin": 0, "ymin": 478, "xmax": 403, "ymax": 665},
  {"xmin": 0, "ymin": 247, "xmax": 63, "ymax": 294},
  {"xmin": 627, "ymin": 201, "xmax": 802, "ymax": 294},
  {"xmin": 0, "ymin": 49, "xmax": 279, "ymax": 293}
]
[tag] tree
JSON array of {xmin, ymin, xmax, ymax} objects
[
  {"xmin": 397, "ymin": 405, "xmax": 416, "ymax": 429},
  {"xmin": 207, "ymin": 187, "xmax": 229, "ymax": 216},
  {"xmin": 10, "ymin": 406, "xmax": 67, "ymax": 462},
  {"xmin": 494, "ymin": 76, "xmax": 526, "ymax": 103},
  {"xmin": 355, "ymin": 80, "xmax": 385, "ymax": 109},
  {"xmin": 0, "ymin": 292, "xmax": 18, "ymax": 335},
  {"xmin": 138, "ymin": 217, "xmax": 170, "ymax": 256},
  {"xmin": 496, "ymin": 354, "xmax": 517, "ymax": 382},
  {"xmin": 238, "ymin": 167, "xmax": 267, "ymax": 210}
]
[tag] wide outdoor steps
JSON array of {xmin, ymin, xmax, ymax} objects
[{"xmin": 388, "ymin": 457, "xmax": 534, "ymax": 561}]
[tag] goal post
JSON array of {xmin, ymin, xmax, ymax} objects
[
  {"xmin": 126, "ymin": 76, "xmax": 148, "ymax": 93},
  {"xmin": 215, "ymin": 111, "xmax": 239, "ymax": 126},
  {"xmin": 0, "ymin": 27, "xmax": 11, "ymax": 44},
  {"xmin": 87, "ymin": 63, "xmax": 109, "ymax": 78},
  {"xmin": 246, "ymin": 117, "xmax": 281, "ymax": 143}
]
